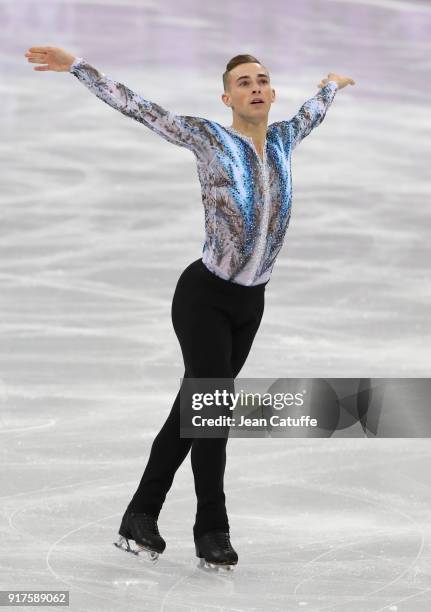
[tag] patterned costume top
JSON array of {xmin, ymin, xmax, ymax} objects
[{"xmin": 70, "ymin": 57, "xmax": 338, "ymax": 286}]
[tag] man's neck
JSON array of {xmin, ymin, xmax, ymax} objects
[{"xmin": 230, "ymin": 119, "xmax": 268, "ymax": 143}]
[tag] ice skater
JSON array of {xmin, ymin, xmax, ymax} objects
[{"xmin": 24, "ymin": 46, "xmax": 355, "ymax": 571}]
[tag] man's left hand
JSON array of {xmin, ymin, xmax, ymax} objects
[{"xmin": 318, "ymin": 73, "xmax": 356, "ymax": 90}]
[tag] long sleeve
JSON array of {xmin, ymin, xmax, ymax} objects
[
  {"xmin": 69, "ymin": 57, "xmax": 208, "ymax": 155},
  {"xmin": 288, "ymin": 81, "xmax": 338, "ymax": 150}
]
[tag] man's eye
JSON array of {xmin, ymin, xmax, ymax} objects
[{"xmin": 239, "ymin": 79, "xmax": 267, "ymax": 86}]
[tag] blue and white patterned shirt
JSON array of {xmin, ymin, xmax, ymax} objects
[{"xmin": 70, "ymin": 57, "xmax": 338, "ymax": 286}]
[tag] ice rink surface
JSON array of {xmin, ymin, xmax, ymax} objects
[{"xmin": 1, "ymin": 0, "xmax": 431, "ymax": 609}]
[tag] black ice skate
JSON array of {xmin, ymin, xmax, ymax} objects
[
  {"xmin": 195, "ymin": 530, "xmax": 238, "ymax": 571},
  {"xmin": 113, "ymin": 507, "xmax": 166, "ymax": 563}
]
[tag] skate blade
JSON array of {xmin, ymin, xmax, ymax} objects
[
  {"xmin": 113, "ymin": 535, "xmax": 160, "ymax": 563},
  {"xmin": 197, "ymin": 558, "xmax": 236, "ymax": 572}
]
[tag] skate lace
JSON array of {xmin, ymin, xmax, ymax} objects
[
  {"xmin": 132, "ymin": 512, "xmax": 160, "ymax": 535},
  {"xmin": 212, "ymin": 531, "xmax": 233, "ymax": 551}
]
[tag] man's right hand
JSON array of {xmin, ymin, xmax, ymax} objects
[{"xmin": 24, "ymin": 46, "xmax": 76, "ymax": 72}]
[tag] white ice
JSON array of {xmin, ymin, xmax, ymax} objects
[{"xmin": 1, "ymin": 0, "xmax": 431, "ymax": 610}]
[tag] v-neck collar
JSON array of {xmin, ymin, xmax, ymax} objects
[{"xmin": 224, "ymin": 125, "xmax": 267, "ymax": 164}]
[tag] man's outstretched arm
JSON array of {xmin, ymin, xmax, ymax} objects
[
  {"xmin": 24, "ymin": 46, "xmax": 207, "ymax": 154},
  {"xmin": 289, "ymin": 72, "xmax": 355, "ymax": 150}
]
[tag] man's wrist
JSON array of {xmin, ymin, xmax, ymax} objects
[{"xmin": 69, "ymin": 56, "xmax": 84, "ymax": 72}]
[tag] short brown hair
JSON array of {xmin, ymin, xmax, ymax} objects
[{"xmin": 223, "ymin": 54, "xmax": 267, "ymax": 91}]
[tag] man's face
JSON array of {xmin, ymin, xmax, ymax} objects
[{"xmin": 222, "ymin": 62, "xmax": 275, "ymax": 121}]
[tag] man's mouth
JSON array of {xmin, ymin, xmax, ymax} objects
[{"xmin": 251, "ymin": 100, "xmax": 264, "ymax": 104}]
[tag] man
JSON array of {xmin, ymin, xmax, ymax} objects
[
  {"xmin": 221, "ymin": 54, "xmax": 354, "ymax": 162},
  {"xmin": 24, "ymin": 46, "xmax": 355, "ymax": 570}
]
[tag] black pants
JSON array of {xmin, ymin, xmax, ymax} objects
[{"xmin": 129, "ymin": 258, "xmax": 268, "ymax": 539}]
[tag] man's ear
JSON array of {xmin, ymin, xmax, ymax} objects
[{"xmin": 221, "ymin": 93, "xmax": 231, "ymax": 108}]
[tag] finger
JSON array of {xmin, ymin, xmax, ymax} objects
[
  {"xmin": 29, "ymin": 46, "xmax": 49, "ymax": 52},
  {"xmin": 34, "ymin": 65, "xmax": 50, "ymax": 71},
  {"xmin": 26, "ymin": 54, "xmax": 47, "ymax": 62}
]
